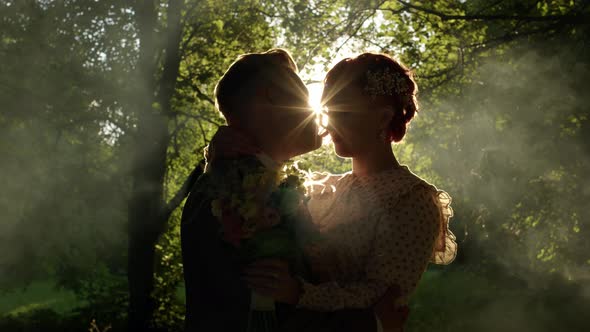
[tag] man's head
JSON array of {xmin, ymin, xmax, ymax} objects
[{"xmin": 214, "ymin": 49, "xmax": 319, "ymax": 161}]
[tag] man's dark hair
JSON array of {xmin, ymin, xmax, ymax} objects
[{"xmin": 214, "ymin": 48, "xmax": 299, "ymax": 118}]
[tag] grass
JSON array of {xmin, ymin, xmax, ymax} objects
[
  {"xmin": 0, "ymin": 280, "xmax": 82, "ymax": 317},
  {"xmin": 407, "ymin": 267, "xmax": 590, "ymax": 332},
  {"xmin": 3, "ymin": 269, "xmax": 588, "ymax": 332}
]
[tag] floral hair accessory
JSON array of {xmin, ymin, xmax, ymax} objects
[{"xmin": 364, "ymin": 67, "xmax": 410, "ymax": 100}]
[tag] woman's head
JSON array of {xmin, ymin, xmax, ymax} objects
[{"xmin": 322, "ymin": 53, "xmax": 418, "ymax": 157}]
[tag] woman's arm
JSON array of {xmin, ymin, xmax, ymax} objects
[{"xmin": 297, "ymin": 185, "xmax": 441, "ymax": 311}]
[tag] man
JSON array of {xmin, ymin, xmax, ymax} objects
[{"xmin": 181, "ymin": 49, "xmax": 405, "ymax": 331}]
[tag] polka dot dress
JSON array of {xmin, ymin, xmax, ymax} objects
[{"xmin": 298, "ymin": 166, "xmax": 456, "ymax": 311}]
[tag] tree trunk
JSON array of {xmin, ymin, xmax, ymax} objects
[{"xmin": 127, "ymin": 1, "xmax": 184, "ymax": 330}]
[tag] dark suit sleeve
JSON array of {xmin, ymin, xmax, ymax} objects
[{"xmin": 181, "ymin": 189, "xmax": 251, "ymax": 332}]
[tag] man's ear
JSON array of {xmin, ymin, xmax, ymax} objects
[{"xmin": 258, "ymin": 85, "xmax": 280, "ymax": 105}]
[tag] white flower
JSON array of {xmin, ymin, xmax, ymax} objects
[{"xmin": 364, "ymin": 67, "xmax": 410, "ymax": 100}]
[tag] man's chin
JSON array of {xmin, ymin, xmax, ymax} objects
[
  {"xmin": 307, "ymin": 134, "xmax": 324, "ymax": 153},
  {"xmin": 313, "ymin": 133, "xmax": 323, "ymax": 150},
  {"xmin": 333, "ymin": 143, "xmax": 353, "ymax": 158},
  {"xmin": 287, "ymin": 136, "xmax": 319, "ymax": 158}
]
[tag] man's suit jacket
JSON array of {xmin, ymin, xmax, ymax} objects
[{"xmin": 180, "ymin": 157, "xmax": 377, "ymax": 332}]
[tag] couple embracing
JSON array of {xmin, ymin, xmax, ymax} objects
[{"xmin": 180, "ymin": 49, "xmax": 457, "ymax": 332}]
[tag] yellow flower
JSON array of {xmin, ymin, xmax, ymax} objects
[
  {"xmin": 240, "ymin": 200, "xmax": 259, "ymax": 220},
  {"xmin": 261, "ymin": 171, "xmax": 279, "ymax": 187},
  {"xmin": 261, "ymin": 207, "xmax": 281, "ymax": 228},
  {"xmin": 243, "ymin": 174, "xmax": 258, "ymax": 189},
  {"xmin": 242, "ymin": 220, "xmax": 257, "ymax": 238}
]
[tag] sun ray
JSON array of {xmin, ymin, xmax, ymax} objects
[
  {"xmin": 306, "ymin": 82, "xmax": 331, "ymax": 143},
  {"xmin": 306, "ymin": 82, "xmax": 323, "ymax": 114},
  {"xmin": 282, "ymin": 110, "xmax": 318, "ymax": 143},
  {"xmin": 320, "ymin": 74, "xmax": 356, "ymax": 107}
]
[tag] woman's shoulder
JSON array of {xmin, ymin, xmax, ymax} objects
[
  {"xmin": 371, "ymin": 166, "xmax": 448, "ymax": 211},
  {"xmin": 398, "ymin": 169, "xmax": 453, "ymax": 213},
  {"xmin": 374, "ymin": 167, "xmax": 457, "ymax": 264},
  {"xmin": 369, "ymin": 166, "xmax": 428, "ymax": 194}
]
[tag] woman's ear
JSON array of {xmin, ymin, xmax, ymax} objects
[{"xmin": 379, "ymin": 105, "xmax": 395, "ymax": 126}]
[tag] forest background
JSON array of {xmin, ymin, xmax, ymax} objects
[{"xmin": 1, "ymin": 1, "xmax": 589, "ymax": 331}]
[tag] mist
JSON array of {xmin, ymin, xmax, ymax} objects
[
  {"xmin": 394, "ymin": 40, "xmax": 590, "ymax": 331},
  {"xmin": 1, "ymin": 1, "xmax": 589, "ymax": 331}
]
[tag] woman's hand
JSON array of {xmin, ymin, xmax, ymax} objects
[
  {"xmin": 373, "ymin": 284, "xmax": 409, "ymax": 332},
  {"xmin": 243, "ymin": 259, "xmax": 302, "ymax": 305},
  {"xmin": 207, "ymin": 125, "xmax": 260, "ymax": 161}
]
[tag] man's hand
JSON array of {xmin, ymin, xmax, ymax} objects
[
  {"xmin": 243, "ymin": 259, "xmax": 302, "ymax": 305},
  {"xmin": 373, "ymin": 285, "xmax": 409, "ymax": 332}
]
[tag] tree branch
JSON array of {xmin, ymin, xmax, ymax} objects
[
  {"xmin": 173, "ymin": 108, "xmax": 223, "ymax": 127},
  {"xmin": 396, "ymin": 0, "xmax": 587, "ymax": 23},
  {"xmin": 332, "ymin": 11, "xmax": 375, "ymax": 56},
  {"xmin": 177, "ymin": 75, "xmax": 216, "ymax": 106},
  {"xmin": 180, "ymin": 22, "xmax": 205, "ymax": 54},
  {"xmin": 472, "ymin": 0, "xmax": 506, "ymax": 15},
  {"xmin": 420, "ymin": 21, "xmax": 566, "ymax": 95},
  {"xmin": 466, "ymin": 21, "xmax": 564, "ymax": 50}
]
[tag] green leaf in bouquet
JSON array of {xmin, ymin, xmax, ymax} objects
[
  {"xmin": 276, "ymin": 189, "xmax": 301, "ymax": 217},
  {"xmin": 240, "ymin": 227, "xmax": 296, "ymax": 262}
]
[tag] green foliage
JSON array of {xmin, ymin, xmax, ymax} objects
[
  {"xmin": 0, "ymin": 280, "xmax": 79, "ymax": 316},
  {"xmin": 1, "ymin": 0, "xmax": 589, "ymax": 330},
  {"xmin": 407, "ymin": 268, "xmax": 590, "ymax": 332},
  {"xmin": 71, "ymin": 264, "xmax": 128, "ymax": 323},
  {"xmin": 0, "ymin": 308, "xmax": 122, "ymax": 332},
  {"xmin": 152, "ymin": 207, "xmax": 185, "ymax": 330},
  {"xmin": 294, "ymin": 143, "xmax": 352, "ymax": 175},
  {"xmin": 0, "ymin": 0, "xmax": 130, "ymax": 290}
]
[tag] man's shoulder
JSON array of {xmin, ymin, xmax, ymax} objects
[
  {"xmin": 198, "ymin": 156, "xmax": 268, "ymax": 191},
  {"xmin": 189, "ymin": 172, "xmax": 216, "ymax": 194},
  {"xmin": 181, "ymin": 174, "xmax": 217, "ymax": 227},
  {"xmin": 208, "ymin": 156, "xmax": 267, "ymax": 176}
]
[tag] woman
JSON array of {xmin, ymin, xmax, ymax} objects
[
  {"xmin": 296, "ymin": 51, "xmax": 456, "ymax": 312},
  {"xmin": 217, "ymin": 52, "xmax": 457, "ymax": 331}
]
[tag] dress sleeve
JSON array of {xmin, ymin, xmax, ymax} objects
[{"xmin": 297, "ymin": 185, "xmax": 441, "ymax": 311}]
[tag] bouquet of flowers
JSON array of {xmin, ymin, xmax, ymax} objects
[{"xmin": 204, "ymin": 158, "xmax": 320, "ymax": 331}]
